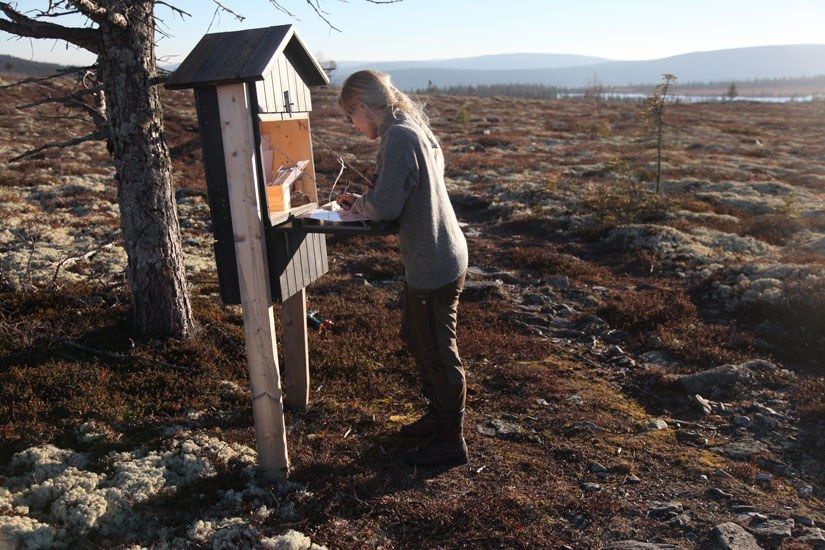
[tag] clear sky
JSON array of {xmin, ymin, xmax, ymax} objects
[{"xmin": 2, "ymin": 0, "xmax": 824, "ymax": 67}]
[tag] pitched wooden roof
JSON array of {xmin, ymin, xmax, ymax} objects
[{"xmin": 165, "ymin": 25, "xmax": 329, "ymax": 90}]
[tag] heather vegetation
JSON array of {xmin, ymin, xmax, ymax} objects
[{"xmin": 1, "ymin": 73, "xmax": 824, "ymax": 549}]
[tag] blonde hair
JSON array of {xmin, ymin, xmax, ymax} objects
[{"xmin": 339, "ymin": 70, "xmax": 442, "ymax": 156}]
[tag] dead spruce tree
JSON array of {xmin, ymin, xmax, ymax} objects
[
  {"xmin": 0, "ymin": 1, "xmax": 193, "ymax": 339},
  {"xmin": 0, "ymin": 0, "xmax": 400, "ymax": 338},
  {"xmin": 641, "ymin": 73, "xmax": 677, "ymax": 195}
]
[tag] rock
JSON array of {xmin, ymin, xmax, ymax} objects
[
  {"xmin": 475, "ymin": 418, "xmax": 522, "ymax": 438},
  {"xmin": 798, "ymin": 485, "xmax": 814, "ymax": 497},
  {"xmin": 755, "ymin": 473, "xmax": 773, "ymax": 482},
  {"xmin": 707, "ymin": 487, "xmax": 734, "ymax": 500},
  {"xmin": 462, "ymin": 280, "xmax": 503, "ymax": 300},
  {"xmin": 753, "ymin": 413, "xmax": 778, "ymax": 430},
  {"xmin": 603, "ymin": 345, "xmax": 625, "ymax": 358},
  {"xmin": 749, "ymin": 518, "xmax": 793, "ymax": 544},
  {"xmin": 611, "ymin": 356, "xmax": 637, "ymax": 368},
  {"xmin": 675, "ymin": 430, "xmax": 707, "ymax": 446},
  {"xmin": 603, "ymin": 329, "xmax": 631, "ymax": 343},
  {"xmin": 715, "ymin": 438, "xmax": 770, "ymax": 460},
  {"xmin": 797, "ymin": 527, "xmax": 825, "ymax": 549},
  {"xmin": 601, "ymin": 542, "xmax": 678, "ymax": 550},
  {"xmin": 733, "ymin": 415, "xmax": 752, "ymax": 427},
  {"xmin": 626, "ymin": 474, "xmax": 642, "ymax": 484},
  {"xmin": 678, "ymin": 364, "xmax": 753, "ymax": 397},
  {"xmin": 588, "ymin": 462, "xmax": 607, "ymax": 473},
  {"xmin": 647, "ymin": 419, "xmax": 668, "ymax": 430},
  {"xmin": 649, "ymin": 501, "xmax": 683, "ymax": 519},
  {"xmin": 692, "ymin": 394, "xmax": 713, "ymax": 415},
  {"xmin": 793, "ymin": 515, "xmax": 815, "ymax": 527},
  {"xmin": 639, "ymin": 350, "xmax": 680, "ymax": 368},
  {"xmin": 546, "ymin": 275, "xmax": 569, "ymax": 289},
  {"xmin": 740, "ymin": 359, "xmax": 777, "ymax": 372},
  {"xmin": 567, "ymin": 394, "xmax": 584, "ymax": 406},
  {"xmin": 581, "ymin": 482, "xmax": 602, "ymax": 492},
  {"xmin": 667, "ymin": 513, "xmax": 691, "ymax": 527},
  {"xmin": 714, "ymin": 522, "xmax": 765, "ymax": 550},
  {"xmin": 738, "ymin": 512, "xmax": 769, "ymax": 523}
]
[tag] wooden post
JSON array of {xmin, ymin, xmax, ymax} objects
[
  {"xmin": 283, "ymin": 288, "xmax": 310, "ymax": 410},
  {"xmin": 217, "ymin": 83, "xmax": 289, "ymax": 481}
]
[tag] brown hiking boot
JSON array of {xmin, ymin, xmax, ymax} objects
[
  {"xmin": 399, "ymin": 408, "xmax": 438, "ymax": 437},
  {"xmin": 402, "ymin": 410, "xmax": 468, "ymax": 467}
]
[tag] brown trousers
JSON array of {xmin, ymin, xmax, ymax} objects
[{"xmin": 400, "ymin": 272, "xmax": 466, "ymax": 414}]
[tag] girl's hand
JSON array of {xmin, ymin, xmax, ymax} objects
[{"xmin": 337, "ymin": 193, "xmax": 355, "ymax": 210}]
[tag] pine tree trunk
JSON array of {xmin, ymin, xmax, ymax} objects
[{"xmin": 98, "ymin": 1, "xmax": 193, "ymax": 338}]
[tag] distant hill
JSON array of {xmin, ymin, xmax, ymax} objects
[
  {"xmin": 335, "ymin": 53, "xmax": 610, "ymax": 75},
  {"xmin": 0, "ymin": 55, "xmax": 77, "ymax": 77},
  {"xmin": 332, "ymin": 45, "xmax": 825, "ymax": 91}
]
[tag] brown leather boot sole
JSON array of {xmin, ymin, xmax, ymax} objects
[{"xmin": 402, "ymin": 434, "xmax": 468, "ymax": 467}]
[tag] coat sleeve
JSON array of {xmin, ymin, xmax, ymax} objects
[{"xmin": 350, "ymin": 127, "xmax": 420, "ymax": 221}]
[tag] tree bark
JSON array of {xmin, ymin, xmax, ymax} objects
[{"xmin": 97, "ymin": 1, "xmax": 193, "ymax": 338}]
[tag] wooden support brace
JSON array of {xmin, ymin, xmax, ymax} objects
[
  {"xmin": 217, "ymin": 83, "xmax": 289, "ymax": 481},
  {"xmin": 283, "ymin": 287, "xmax": 310, "ymax": 410}
]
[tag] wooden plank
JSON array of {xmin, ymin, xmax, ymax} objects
[
  {"xmin": 190, "ymin": 33, "xmax": 240, "ymax": 86},
  {"xmin": 283, "ymin": 289, "xmax": 310, "ymax": 409},
  {"xmin": 194, "ymin": 87, "xmax": 241, "ymax": 304},
  {"xmin": 255, "ymin": 80, "xmax": 269, "ymax": 115},
  {"xmin": 300, "ymin": 119, "xmax": 318, "ymax": 202},
  {"xmin": 278, "ymin": 55, "xmax": 290, "ymax": 113},
  {"xmin": 216, "ymin": 83, "xmax": 290, "ymax": 481},
  {"xmin": 239, "ymin": 26, "xmax": 291, "ymax": 79},
  {"xmin": 165, "ymin": 33, "xmax": 223, "ymax": 88},
  {"xmin": 283, "ymin": 233, "xmax": 298, "ymax": 300},
  {"xmin": 259, "ymin": 112, "xmax": 308, "ymax": 123},
  {"xmin": 214, "ymin": 28, "xmax": 267, "ymax": 82}
]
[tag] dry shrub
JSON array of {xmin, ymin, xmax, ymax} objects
[
  {"xmin": 445, "ymin": 151, "xmax": 506, "ymax": 173},
  {"xmin": 476, "ymin": 131, "xmax": 523, "ymax": 148},
  {"xmin": 598, "ymin": 288, "xmax": 696, "ymax": 332},
  {"xmin": 741, "ymin": 213, "xmax": 803, "ymax": 245},
  {"xmin": 791, "ymin": 377, "xmax": 825, "ymax": 418},
  {"xmin": 778, "ymin": 249, "xmax": 825, "ymax": 266},
  {"xmin": 508, "ymin": 245, "xmax": 610, "ymax": 283},
  {"xmin": 725, "ymin": 461, "xmax": 758, "ymax": 482},
  {"xmin": 739, "ymin": 278, "xmax": 825, "ymax": 368},
  {"xmin": 581, "ymin": 184, "xmax": 675, "ymax": 225}
]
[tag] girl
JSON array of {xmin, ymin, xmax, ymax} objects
[{"xmin": 337, "ymin": 70, "xmax": 469, "ymax": 467}]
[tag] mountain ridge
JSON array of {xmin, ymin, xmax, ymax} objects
[{"xmin": 332, "ymin": 44, "xmax": 825, "ymax": 90}]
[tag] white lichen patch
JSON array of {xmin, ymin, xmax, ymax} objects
[
  {"xmin": 0, "ymin": 432, "xmax": 322, "ymax": 549},
  {"xmin": 0, "ymin": 166, "xmax": 217, "ymax": 289},
  {"xmin": 709, "ymin": 262, "xmax": 825, "ymax": 311},
  {"xmin": 603, "ymin": 223, "xmax": 777, "ymax": 265}
]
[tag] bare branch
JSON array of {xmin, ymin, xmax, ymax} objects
[
  {"xmin": 56, "ymin": 337, "xmax": 198, "ymax": 373},
  {"xmin": 297, "ymin": 0, "xmax": 340, "ymax": 32},
  {"xmin": 66, "ymin": 0, "xmax": 113, "ymax": 27},
  {"xmin": 8, "ymin": 129, "xmax": 108, "ymax": 163},
  {"xmin": 51, "ymin": 240, "xmax": 115, "ymax": 288},
  {"xmin": 210, "ymin": 0, "xmax": 245, "ymax": 21},
  {"xmin": 0, "ymin": 65, "xmax": 96, "ymax": 89},
  {"xmin": 155, "ymin": 1, "xmax": 191, "ymax": 19},
  {"xmin": 16, "ymin": 86, "xmax": 101, "ymax": 110},
  {"xmin": 0, "ymin": 2, "xmax": 101, "ymax": 52},
  {"xmin": 169, "ymin": 136, "xmax": 201, "ymax": 159}
]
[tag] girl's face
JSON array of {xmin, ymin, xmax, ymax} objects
[{"xmin": 348, "ymin": 100, "xmax": 380, "ymax": 140}]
